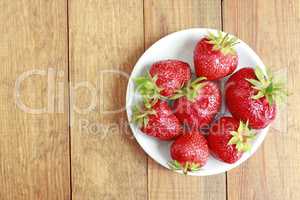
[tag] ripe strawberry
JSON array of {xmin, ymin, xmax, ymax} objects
[
  {"xmin": 225, "ymin": 67, "xmax": 286, "ymax": 129},
  {"xmin": 134, "ymin": 60, "xmax": 191, "ymax": 102},
  {"xmin": 169, "ymin": 130, "xmax": 209, "ymax": 174},
  {"xmin": 171, "ymin": 77, "xmax": 221, "ymax": 129},
  {"xmin": 194, "ymin": 31, "xmax": 238, "ymax": 80},
  {"xmin": 207, "ymin": 117, "xmax": 255, "ymax": 164},
  {"xmin": 132, "ymin": 100, "xmax": 181, "ymax": 140}
]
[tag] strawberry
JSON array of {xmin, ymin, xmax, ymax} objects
[
  {"xmin": 134, "ymin": 60, "xmax": 191, "ymax": 104},
  {"xmin": 171, "ymin": 77, "xmax": 221, "ymax": 129},
  {"xmin": 132, "ymin": 100, "xmax": 181, "ymax": 140},
  {"xmin": 194, "ymin": 31, "xmax": 238, "ymax": 80},
  {"xmin": 169, "ymin": 130, "xmax": 209, "ymax": 174},
  {"xmin": 225, "ymin": 67, "xmax": 286, "ymax": 129},
  {"xmin": 207, "ymin": 117, "xmax": 255, "ymax": 164}
]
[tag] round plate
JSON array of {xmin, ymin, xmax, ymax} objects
[{"xmin": 126, "ymin": 28, "xmax": 268, "ymax": 176}]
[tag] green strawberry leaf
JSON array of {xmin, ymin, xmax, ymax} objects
[
  {"xmin": 246, "ymin": 66, "xmax": 288, "ymax": 106},
  {"xmin": 207, "ymin": 31, "xmax": 239, "ymax": 55},
  {"xmin": 252, "ymin": 91, "xmax": 265, "ymax": 100},
  {"xmin": 168, "ymin": 160, "xmax": 202, "ymax": 175},
  {"xmin": 131, "ymin": 104, "xmax": 156, "ymax": 128},
  {"xmin": 170, "ymin": 77, "xmax": 206, "ymax": 102},
  {"xmin": 228, "ymin": 121, "xmax": 256, "ymax": 152},
  {"xmin": 134, "ymin": 72, "xmax": 163, "ymax": 104},
  {"xmin": 168, "ymin": 160, "xmax": 182, "ymax": 170}
]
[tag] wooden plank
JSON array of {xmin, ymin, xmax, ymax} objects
[
  {"xmin": 144, "ymin": 1, "xmax": 226, "ymax": 199},
  {"xmin": 69, "ymin": 0, "xmax": 147, "ymax": 199},
  {"xmin": 0, "ymin": 0, "xmax": 70, "ymax": 199},
  {"xmin": 223, "ymin": 0, "xmax": 300, "ymax": 199}
]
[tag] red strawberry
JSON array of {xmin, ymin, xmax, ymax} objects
[
  {"xmin": 207, "ymin": 116, "xmax": 255, "ymax": 164},
  {"xmin": 134, "ymin": 60, "xmax": 191, "ymax": 102},
  {"xmin": 225, "ymin": 67, "xmax": 285, "ymax": 129},
  {"xmin": 132, "ymin": 100, "xmax": 181, "ymax": 140},
  {"xmin": 171, "ymin": 77, "xmax": 221, "ymax": 129},
  {"xmin": 194, "ymin": 31, "xmax": 238, "ymax": 80},
  {"xmin": 169, "ymin": 130, "xmax": 209, "ymax": 174}
]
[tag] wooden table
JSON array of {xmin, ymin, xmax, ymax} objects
[{"xmin": 1, "ymin": 0, "xmax": 299, "ymax": 199}]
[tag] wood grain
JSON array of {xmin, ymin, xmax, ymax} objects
[
  {"xmin": 144, "ymin": 1, "xmax": 226, "ymax": 199},
  {"xmin": 1, "ymin": 1, "xmax": 298, "ymax": 199},
  {"xmin": 69, "ymin": 0, "xmax": 147, "ymax": 199},
  {"xmin": 0, "ymin": 0, "xmax": 70, "ymax": 199},
  {"xmin": 223, "ymin": 0, "xmax": 300, "ymax": 199}
]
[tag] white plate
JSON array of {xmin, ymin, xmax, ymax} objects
[{"xmin": 126, "ymin": 28, "xmax": 268, "ymax": 176}]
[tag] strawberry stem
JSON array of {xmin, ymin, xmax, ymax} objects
[
  {"xmin": 220, "ymin": 33, "xmax": 229, "ymax": 46},
  {"xmin": 170, "ymin": 77, "xmax": 206, "ymax": 102},
  {"xmin": 207, "ymin": 31, "xmax": 239, "ymax": 55},
  {"xmin": 133, "ymin": 72, "xmax": 164, "ymax": 105},
  {"xmin": 245, "ymin": 66, "xmax": 287, "ymax": 105},
  {"xmin": 228, "ymin": 121, "xmax": 255, "ymax": 152},
  {"xmin": 183, "ymin": 162, "xmax": 189, "ymax": 175},
  {"xmin": 131, "ymin": 104, "xmax": 156, "ymax": 128},
  {"xmin": 168, "ymin": 160, "xmax": 201, "ymax": 175}
]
